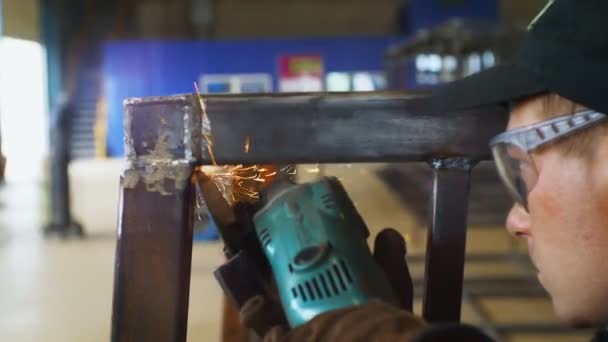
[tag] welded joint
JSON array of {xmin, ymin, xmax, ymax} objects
[
  {"xmin": 429, "ymin": 157, "xmax": 476, "ymax": 171},
  {"xmin": 123, "ymin": 161, "xmax": 193, "ymax": 195},
  {"xmin": 121, "ymin": 94, "xmax": 201, "ymax": 195}
]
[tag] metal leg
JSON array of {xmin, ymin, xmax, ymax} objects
[
  {"xmin": 111, "ymin": 173, "xmax": 194, "ymax": 342},
  {"xmin": 110, "ymin": 92, "xmax": 200, "ymax": 341},
  {"xmin": 44, "ymin": 100, "xmax": 84, "ymax": 238},
  {"xmin": 422, "ymin": 158, "xmax": 473, "ymax": 323}
]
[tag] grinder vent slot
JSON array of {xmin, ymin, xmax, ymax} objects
[
  {"xmin": 305, "ymin": 282, "xmax": 316, "ymax": 301},
  {"xmin": 318, "ymin": 273, "xmax": 332, "ymax": 298},
  {"xmin": 298, "ymin": 284, "xmax": 308, "ymax": 302},
  {"xmin": 332, "ymin": 264, "xmax": 347, "ymax": 291},
  {"xmin": 312, "ymin": 278, "xmax": 323, "ymax": 300},
  {"xmin": 339, "ymin": 259, "xmax": 353, "ymax": 283},
  {"xmin": 291, "ymin": 260, "xmax": 355, "ymax": 302},
  {"xmin": 332, "ymin": 259, "xmax": 354, "ymax": 292},
  {"xmin": 258, "ymin": 228, "xmax": 272, "ymax": 247},
  {"xmin": 325, "ymin": 269, "xmax": 340, "ymax": 295},
  {"xmin": 320, "ymin": 193, "xmax": 336, "ymax": 211}
]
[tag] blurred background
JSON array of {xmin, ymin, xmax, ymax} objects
[{"xmin": 0, "ymin": 0, "xmax": 593, "ymax": 341}]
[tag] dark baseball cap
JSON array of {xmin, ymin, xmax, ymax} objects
[{"xmin": 432, "ymin": 0, "xmax": 608, "ymax": 114}]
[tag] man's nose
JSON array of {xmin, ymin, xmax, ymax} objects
[{"xmin": 506, "ymin": 204, "xmax": 532, "ymax": 237}]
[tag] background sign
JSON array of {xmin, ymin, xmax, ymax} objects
[{"xmin": 278, "ymin": 54, "xmax": 324, "ymax": 92}]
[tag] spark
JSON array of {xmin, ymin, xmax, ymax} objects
[
  {"xmin": 206, "ymin": 144, "xmax": 218, "ymax": 166},
  {"xmin": 280, "ymin": 165, "xmax": 297, "ymax": 175},
  {"xmin": 194, "ymin": 82, "xmax": 217, "ymax": 165},
  {"xmin": 244, "ymin": 136, "xmax": 251, "ymax": 153},
  {"xmin": 279, "ymin": 165, "xmax": 297, "ymax": 175},
  {"xmin": 200, "ymin": 164, "xmax": 284, "ymax": 203},
  {"xmin": 192, "ymin": 82, "xmax": 288, "ymax": 202}
]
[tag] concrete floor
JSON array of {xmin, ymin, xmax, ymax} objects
[
  {"xmin": 0, "ymin": 163, "xmax": 594, "ymax": 341},
  {"xmin": 0, "ymin": 181, "xmax": 227, "ymax": 342}
]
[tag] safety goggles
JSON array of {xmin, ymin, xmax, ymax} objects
[{"xmin": 489, "ymin": 110, "xmax": 607, "ymax": 210}]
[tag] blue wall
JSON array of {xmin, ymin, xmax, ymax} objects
[
  {"xmin": 407, "ymin": 0, "xmax": 498, "ymax": 31},
  {"xmin": 103, "ymin": 36, "xmax": 403, "ymax": 156}
]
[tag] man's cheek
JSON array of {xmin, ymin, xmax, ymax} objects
[
  {"xmin": 586, "ymin": 187, "xmax": 608, "ymax": 246},
  {"xmin": 529, "ymin": 182, "xmax": 561, "ymax": 221},
  {"xmin": 591, "ymin": 167, "xmax": 608, "ymax": 226}
]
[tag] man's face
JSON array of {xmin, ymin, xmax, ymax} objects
[{"xmin": 506, "ymin": 96, "xmax": 608, "ymax": 327}]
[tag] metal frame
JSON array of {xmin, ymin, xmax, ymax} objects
[{"xmin": 110, "ymin": 92, "xmax": 508, "ymax": 341}]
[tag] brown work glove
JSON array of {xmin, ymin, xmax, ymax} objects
[
  {"xmin": 240, "ymin": 228, "xmax": 427, "ymax": 341},
  {"xmin": 256, "ymin": 299, "xmax": 426, "ymax": 342}
]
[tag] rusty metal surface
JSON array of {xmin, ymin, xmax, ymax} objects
[
  {"xmin": 123, "ymin": 92, "xmax": 507, "ymax": 173},
  {"xmin": 422, "ymin": 158, "xmax": 473, "ymax": 323},
  {"xmin": 112, "ymin": 95, "xmax": 197, "ymax": 341},
  {"xmin": 111, "ymin": 179, "xmax": 194, "ymax": 342},
  {"xmin": 122, "ymin": 95, "xmax": 199, "ymax": 195}
]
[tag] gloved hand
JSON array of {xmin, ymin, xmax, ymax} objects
[
  {"xmin": 261, "ymin": 299, "xmax": 426, "ymax": 342},
  {"xmin": 239, "ymin": 228, "xmax": 427, "ymax": 341}
]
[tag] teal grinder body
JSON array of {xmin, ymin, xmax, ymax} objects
[{"xmin": 253, "ymin": 176, "xmax": 398, "ymax": 327}]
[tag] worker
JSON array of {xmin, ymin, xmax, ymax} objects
[{"xmin": 241, "ymin": 0, "xmax": 608, "ymax": 340}]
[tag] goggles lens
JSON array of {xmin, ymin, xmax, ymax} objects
[{"xmin": 491, "ymin": 142, "xmax": 538, "ymax": 210}]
